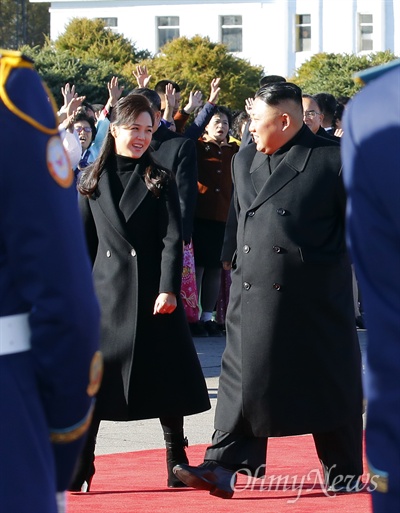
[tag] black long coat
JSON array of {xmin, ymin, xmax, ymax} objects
[
  {"xmin": 216, "ymin": 127, "xmax": 363, "ymax": 437},
  {"xmin": 79, "ymin": 156, "xmax": 210, "ymax": 421},
  {"xmin": 150, "ymin": 124, "xmax": 198, "ymax": 243}
]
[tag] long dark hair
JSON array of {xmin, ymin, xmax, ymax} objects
[{"xmin": 78, "ymin": 94, "xmax": 169, "ymax": 197}]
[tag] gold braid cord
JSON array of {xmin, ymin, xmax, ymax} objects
[
  {"xmin": 50, "ymin": 403, "xmax": 95, "ymax": 444},
  {"xmin": 0, "ymin": 49, "xmax": 58, "ymax": 135}
]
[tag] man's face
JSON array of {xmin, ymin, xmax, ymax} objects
[
  {"xmin": 249, "ymin": 98, "xmax": 285, "ymax": 154},
  {"xmin": 302, "ymin": 97, "xmax": 323, "ymax": 134}
]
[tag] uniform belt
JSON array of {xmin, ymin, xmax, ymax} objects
[{"xmin": 0, "ymin": 313, "xmax": 31, "ymax": 355}]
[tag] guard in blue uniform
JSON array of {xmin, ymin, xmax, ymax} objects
[
  {"xmin": 342, "ymin": 59, "xmax": 400, "ymax": 513},
  {"xmin": 0, "ymin": 50, "xmax": 102, "ymax": 513}
]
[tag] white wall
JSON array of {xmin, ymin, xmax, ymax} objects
[{"xmin": 35, "ymin": 0, "xmax": 399, "ymax": 78}]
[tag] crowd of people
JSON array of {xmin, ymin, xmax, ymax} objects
[
  {"xmin": 56, "ymin": 68, "xmax": 368, "ymax": 492},
  {"xmin": 2, "ymin": 48, "xmax": 399, "ymax": 513}
]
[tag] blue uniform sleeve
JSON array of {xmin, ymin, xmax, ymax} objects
[{"xmin": 0, "ymin": 53, "xmax": 101, "ymax": 490}]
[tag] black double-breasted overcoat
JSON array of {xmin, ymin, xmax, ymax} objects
[
  {"xmin": 79, "ymin": 155, "xmax": 210, "ymax": 421},
  {"xmin": 216, "ymin": 127, "xmax": 363, "ymax": 437},
  {"xmin": 150, "ymin": 124, "xmax": 198, "ymax": 243}
]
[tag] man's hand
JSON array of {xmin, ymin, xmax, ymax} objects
[
  {"xmin": 107, "ymin": 76, "xmax": 124, "ymax": 108},
  {"xmin": 245, "ymin": 97, "xmax": 254, "ymax": 115},
  {"xmin": 222, "ymin": 261, "xmax": 232, "ymax": 271},
  {"xmin": 133, "ymin": 65, "xmax": 152, "ymax": 88}
]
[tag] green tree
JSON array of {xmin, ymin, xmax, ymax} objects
[
  {"xmin": 290, "ymin": 51, "xmax": 398, "ymax": 97},
  {"xmin": 0, "ymin": 0, "xmax": 50, "ymax": 49},
  {"xmin": 124, "ymin": 35, "xmax": 263, "ymax": 111},
  {"xmin": 20, "ymin": 17, "xmax": 152, "ymax": 106},
  {"xmin": 21, "ymin": 43, "xmax": 124, "ymax": 106},
  {"xmin": 54, "ymin": 17, "xmax": 151, "ymax": 66}
]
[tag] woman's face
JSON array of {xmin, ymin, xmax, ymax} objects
[
  {"xmin": 205, "ymin": 113, "xmax": 230, "ymax": 143},
  {"xmin": 74, "ymin": 120, "xmax": 93, "ymax": 151},
  {"xmin": 112, "ymin": 111, "xmax": 153, "ymax": 159}
]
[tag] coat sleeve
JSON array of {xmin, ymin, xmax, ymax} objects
[
  {"xmin": 221, "ymin": 153, "xmax": 239, "ymax": 262},
  {"xmin": 78, "ymin": 192, "xmax": 99, "ymax": 265},
  {"xmin": 174, "ymin": 137, "xmax": 198, "ymax": 243},
  {"xmin": 158, "ymin": 179, "xmax": 184, "ymax": 296}
]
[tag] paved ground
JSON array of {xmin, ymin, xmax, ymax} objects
[
  {"xmin": 95, "ymin": 336, "xmax": 225, "ymax": 455},
  {"xmin": 95, "ymin": 330, "xmax": 367, "ymax": 456}
]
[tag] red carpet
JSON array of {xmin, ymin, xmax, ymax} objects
[{"xmin": 68, "ymin": 435, "xmax": 372, "ymax": 513}]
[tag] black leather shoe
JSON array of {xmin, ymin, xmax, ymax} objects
[
  {"xmin": 204, "ymin": 320, "xmax": 224, "ymax": 337},
  {"xmin": 173, "ymin": 462, "xmax": 236, "ymax": 499},
  {"xmin": 355, "ymin": 315, "xmax": 365, "ymax": 329}
]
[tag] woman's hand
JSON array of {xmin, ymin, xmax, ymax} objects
[{"xmin": 153, "ymin": 292, "xmax": 177, "ymax": 315}]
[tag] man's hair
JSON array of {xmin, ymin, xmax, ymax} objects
[
  {"xmin": 313, "ymin": 93, "xmax": 337, "ymax": 120},
  {"xmin": 155, "ymin": 79, "xmax": 181, "ymax": 93},
  {"xmin": 255, "ymin": 82, "xmax": 303, "ymax": 107},
  {"xmin": 81, "ymin": 100, "xmax": 95, "ymax": 115},
  {"xmin": 130, "ymin": 88, "xmax": 161, "ymax": 112},
  {"xmin": 259, "ymin": 75, "xmax": 286, "ymax": 87}
]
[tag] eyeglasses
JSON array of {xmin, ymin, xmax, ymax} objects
[
  {"xmin": 303, "ymin": 110, "xmax": 321, "ymax": 119},
  {"xmin": 75, "ymin": 126, "xmax": 92, "ymax": 133}
]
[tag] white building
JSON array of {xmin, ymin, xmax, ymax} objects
[{"xmin": 30, "ymin": 0, "xmax": 400, "ymax": 77}]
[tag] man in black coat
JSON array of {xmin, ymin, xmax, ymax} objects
[
  {"xmin": 174, "ymin": 82, "xmax": 364, "ymax": 499},
  {"xmin": 132, "ymin": 88, "xmax": 198, "ymax": 244},
  {"xmin": 303, "ymin": 94, "xmax": 341, "ymax": 143}
]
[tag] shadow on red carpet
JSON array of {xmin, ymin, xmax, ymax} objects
[{"xmin": 68, "ymin": 435, "xmax": 372, "ymax": 513}]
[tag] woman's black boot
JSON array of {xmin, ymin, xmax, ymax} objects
[{"xmin": 164, "ymin": 432, "xmax": 189, "ymax": 487}]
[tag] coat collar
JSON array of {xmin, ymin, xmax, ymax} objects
[
  {"xmin": 96, "ymin": 157, "xmax": 150, "ymax": 239},
  {"xmin": 248, "ymin": 126, "xmax": 313, "ymax": 210}
]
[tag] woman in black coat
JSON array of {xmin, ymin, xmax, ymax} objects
[{"xmin": 70, "ymin": 94, "xmax": 210, "ymax": 491}]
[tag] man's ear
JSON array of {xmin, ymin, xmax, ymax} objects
[
  {"xmin": 281, "ymin": 113, "xmax": 290, "ymax": 131},
  {"xmin": 153, "ymin": 110, "xmax": 162, "ymax": 130}
]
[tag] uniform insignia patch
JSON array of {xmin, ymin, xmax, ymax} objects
[
  {"xmin": 87, "ymin": 351, "xmax": 103, "ymax": 397},
  {"xmin": 47, "ymin": 136, "xmax": 73, "ymax": 188}
]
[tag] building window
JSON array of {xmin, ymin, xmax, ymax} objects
[
  {"xmin": 97, "ymin": 17, "xmax": 118, "ymax": 28},
  {"xmin": 295, "ymin": 14, "xmax": 311, "ymax": 52},
  {"xmin": 157, "ymin": 16, "xmax": 180, "ymax": 50},
  {"xmin": 220, "ymin": 15, "xmax": 242, "ymax": 52},
  {"xmin": 358, "ymin": 14, "xmax": 373, "ymax": 51}
]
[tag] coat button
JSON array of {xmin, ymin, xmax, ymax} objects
[
  {"xmin": 215, "ymin": 188, "xmax": 220, "ymax": 192},
  {"xmin": 273, "ymin": 283, "xmax": 282, "ymax": 291},
  {"xmin": 106, "ymin": 250, "xmax": 111, "ymax": 258},
  {"xmin": 243, "ymin": 245, "xmax": 250, "ymax": 253},
  {"xmin": 276, "ymin": 208, "xmax": 286, "ymax": 216},
  {"xmin": 247, "ymin": 210, "xmax": 255, "ymax": 217},
  {"xmin": 243, "ymin": 282, "xmax": 251, "ymax": 290},
  {"xmin": 273, "ymin": 245, "xmax": 282, "ymax": 253},
  {"xmin": 216, "ymin": 169, "xmax": 222, "ymax": 174},
  {"xmin": 130, "ymin": 249, "xmax": 136, "ymax": 257}
]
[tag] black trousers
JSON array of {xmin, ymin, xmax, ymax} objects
[{"xmin": 204, "ymin": 414, "xmax": 363, "ymax": 485}]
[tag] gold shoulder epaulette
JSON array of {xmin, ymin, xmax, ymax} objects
[{"xmin": 0, "ymin": 48, "xmax": 58, "ymax": 135}]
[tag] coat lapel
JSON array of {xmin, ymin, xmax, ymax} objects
[
  {"xmin": 119, "ymin": 164, "xmax": 149, "ymax": 222},
  {"xmin": 248, "ymin": 140, "xmax": 312, "ymax": 211},
  {"xmin": 96, "ymin": 162, "xmax": 149, "ymax": 241},
  {"xmin": 249, "ymin": 152, "xmax": 269, "ymax": 193}
]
